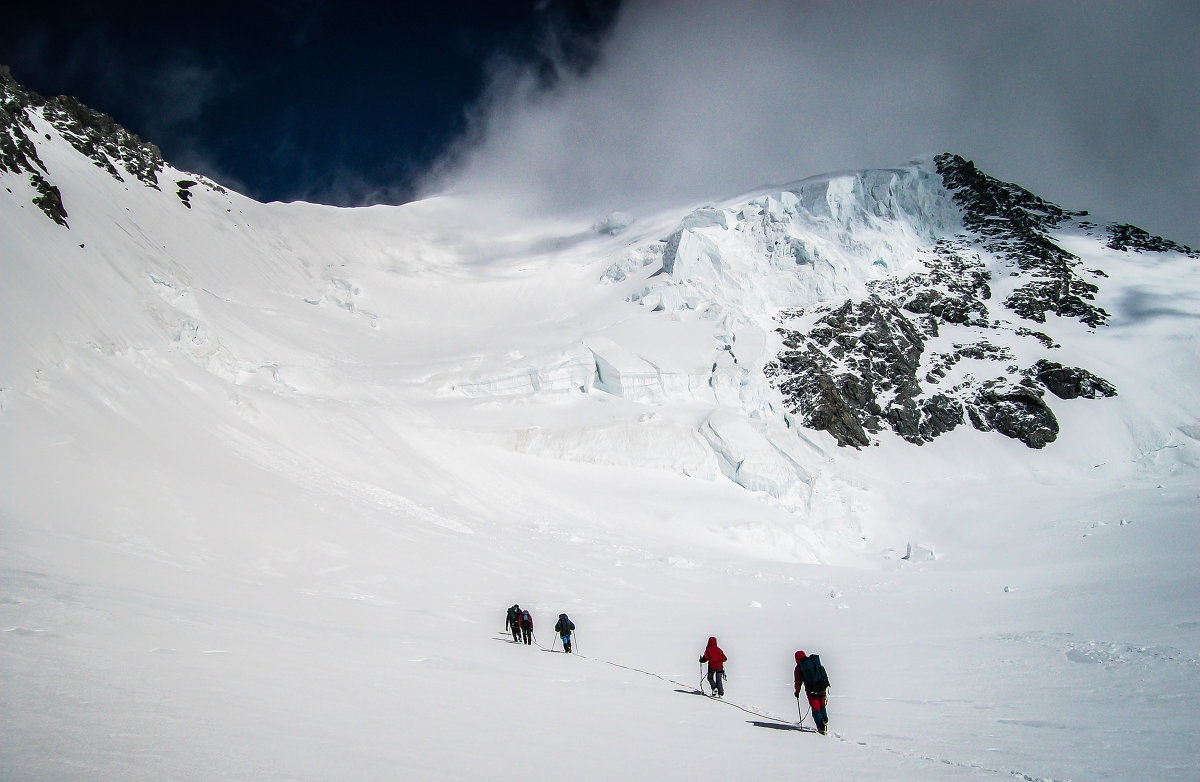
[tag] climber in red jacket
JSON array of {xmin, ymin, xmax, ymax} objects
[{"xmin": 699, "ymin": 636, "xmax": 727, "ymax": 697}]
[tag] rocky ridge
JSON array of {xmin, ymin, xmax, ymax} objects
[
  {"xmin": 1, "ymin": 67, "xmax": 223, "ymax": 225},
  {"xmin": 1105, "ymin": 222, "xmax": 1200, "ymax": 257},
  {"xmin": 933, "ymin": 153, "xmax": 1110, "ymax": 328},
  {"xmin": 610, "ymin": 155, "xmax": 1195, "ymax": 450},
  {"xmin": 765, "ymin": 235, "xmax": 1070, "ymax": 449}
]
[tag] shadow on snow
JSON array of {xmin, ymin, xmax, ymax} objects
[{"xmin": 748, "ymin": 720, "xmax": 814, "ymax": 733}]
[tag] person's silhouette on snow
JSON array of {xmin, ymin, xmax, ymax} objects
[
  {"xmin": 699, "ymin": 637, "xmax": 727, "ymax": 697},
  {"xmin": 794, "ymin": 650, "xmax": 831, "ymax": 734},
  {"xmin": 506, "ymin": 604, "xmax": 521, "ymax": 642},
  {"xmin": 519, "ymin": 608, "xmax": 534, "ymax": 645},
  {"xmin": 554, "ymin": 613, "xmax": 576, "ymax": 653}
]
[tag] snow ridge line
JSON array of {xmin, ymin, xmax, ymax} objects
[{"xmin": 523, "ymin": 638, "xmax": 1071, "ymax": 782}]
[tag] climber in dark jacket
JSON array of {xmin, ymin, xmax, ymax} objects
[
  {"xmin": 554, "ymin": 613, "xmax": 576, "ymax": 652},
  {"xmin": 505, "ymin": 605, "xmax": 521, "ymax": 642},
  {"xmin": 794, "ymin": 650, "xmax": 831, "ymax": 734},
  {"xmin": 519, "ymin": 608, "xmax": 534, "ymax": 645}
]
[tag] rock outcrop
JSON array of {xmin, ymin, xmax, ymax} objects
[
  {"xmin": 1105, "ymin": 223, "xmax": 1199, "ymax": 257},
  {"xmin": 934, "ymin": 153, "xmax": 1109, "ymax": 328},
  {"xmin": 1, "ymin": 66, "xmax": 187, "ymax": 226},
  {"xmin": 762, "ymin": 160, "xmax": 1128, "ymax": 450},
  {"xmin": 766, "ymin": 239, "xmax": 1073, "ymax": 449},
  {"xmin": 1031, "ymin": 360, "xmax": 1118, "ymax": 400},
  {"xmin": 606, "ymin": 155, "xmax": 1168, "ymax": 451}
]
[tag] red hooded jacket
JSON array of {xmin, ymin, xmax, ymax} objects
[
  {"xmin": 793, "ymin": 650, "xmax": 807, "ymax": 693},
  {"xmin": 700, "ymin": 637, "xmax": 726, "ymax": 670}
]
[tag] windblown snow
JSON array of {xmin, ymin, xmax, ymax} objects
[{"xmin": 2, "ymin": 75, "xmax": 1198, "ymax": 782}]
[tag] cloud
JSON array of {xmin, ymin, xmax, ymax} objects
[
  {"xmin": 425, "ymin": 0, "xmax": 1200, "ymax": 247},
  {"xmin": 165, "ymin": 134, "xmax": 253, "ymax": 197},
  {"xmin": 141, "ymin": 63, "xmax": 230, "ymax": 129},
  {"xmin": 4, "ymin": 16, "xmax": 235, "ymax": 170},
  {"xmin": 286, "ymin": 164, "xmax": 413, "ymax": 209}
]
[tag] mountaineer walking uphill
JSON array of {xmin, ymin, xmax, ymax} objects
[
  {"xmin": 699, "ymin": 637, "xmax": 727, "ymax": 697},
  {"xmin": 554, "ymin": 613, "xmax": 576, "ymax": 653},
  {"xmin": 794, "ymin": 651, "xmax": 831, "ymax": 735},
  {"xmin": 519, "ymin": 608, "xmax": 534, "ymax": 645},
  {"xmin": 489, "ymin": 609, "xmax": 824, "ymax": 734},
  {"xmin": 506, "ymin": 605, "xmax": 521, "ymax": 643}
]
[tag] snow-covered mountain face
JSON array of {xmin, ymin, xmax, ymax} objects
[
  {"xmin": 3, "ymin": 62, "xmax": 1199, "ymax": 517},
  {"xmin": 1, "ymin": 66, "xmax": 172, "ymax": 223},
  {"xmin": 3, "ymin": 70, "xmax": 1199, "ymax": 782},
  {"xmin": 606, "ymin": 153, "xmax": 1196, "ymax": 452}
]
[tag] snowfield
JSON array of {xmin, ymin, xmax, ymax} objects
[{"xmin": 2, "ymin": 113, "xmax": 1198, "ymax": 781}]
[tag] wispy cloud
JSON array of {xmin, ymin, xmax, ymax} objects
[
  {"xmin": 426, "ymin": 0, "xmax": 1200, "ymax": 246},
  {"xmin": 140, "ymin": 62, "xmax": 230, "ymax": 130}
]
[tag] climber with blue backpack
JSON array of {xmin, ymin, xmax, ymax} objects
[
  {"xmin": 554, "ymin": 613, "xmax": 575, "ymax": 652},
  {"xmin": 519, "ymin": 608, "xmax": 534, "ymax": 645},
  {"xmin": 794, "ymin": 650, "xmax": 831, "ymax": 734}
]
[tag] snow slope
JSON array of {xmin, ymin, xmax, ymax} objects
[{"xmin": 2, "ymin": 89, "xmax": 1199, "ymax": 781}]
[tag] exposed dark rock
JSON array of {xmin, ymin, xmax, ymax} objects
[
  {"xmin": 770, "ymin": 294, "xmax": 934, "ymax": 447},
  {"xmin": 886, "ymin": 396, "xmax": 966, "ymax": 445},
  {"xmin": 925, "ymin": 341, "xmax": 1013, "ymax": 384},
  {"xmin": 769, "ymin": 285, "xmax": 1070, "ymax": 450},
  {"xmin": 1, "ymin": 66, "xmax": 167, "ymax": 227},
  {"xmin": 918, "ymin": 394, "xmax": 964, "ymax": 440},
  {"xmin": 767, "ymin": 334, "xmax": 875, "ymax": 448},
  {"xmin": 1, "ymin": 69, "xmax": 48, "ymax": 178},
  {"xmin": 177, "ymin": 179, "xmax": 196, "ymax": 208},
  {"xmin": 1106, "ymin": 223, "xmax": 1199, "ymax": 258},
  {"xmin": 1005, "ymin": 275, "xmax": 1104, "ymax": 328},
  {"xmin": 767, "ymin": 235, "xmax": 1040, "ymax": 447},
  {"xmin": 935, "ymin": 153, "xmax": 1109, "ymax": 327},
  {"xmin": 2, "ymin": 69, "xmax": 68, "ymax": 226},
  {"xmin": 873, "ymin": 239, "xmax": 992, "ymax": 337},
  {"xmin": 1014, "ymin": 328, "xmax": 1059, "ymax": 349},
  {"xmin": 762, "ymin": 220, "xmax": 1118, "ymax": 450},
  {"xmin": 808, "ymin": 370, "xmax": 877, "ymax": 449},
  {"xmin": 31, "ymin": 175, "xmax": 67, "ymax": 226},
  {"xmin": 968, "ymin": 379, "xmax": 1059, "ymax": 448},
  {"xmin": 41, "ymin": 95, "xmax": 163, "ymax": 188},
  {"xmin": 1031, "ymin": 359, "xmax": 1117, "ymax": 399}
]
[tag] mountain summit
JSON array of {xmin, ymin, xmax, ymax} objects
[{"xmin": 600, "ymin": 152, "xmax": 1194, "ymax": 456}]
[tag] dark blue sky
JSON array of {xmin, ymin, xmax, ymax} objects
[{"xmin": 2, "ymin": 1, "xmax": 620, "ymax": 204}]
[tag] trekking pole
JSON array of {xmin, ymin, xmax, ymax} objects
[
  {"xmin": 796, "ymin": 695, "xmax": 810, "ymax": 727},
  {"xmin": 699, "ymin": 663, "xmax": 707, "ymax": 694}
]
